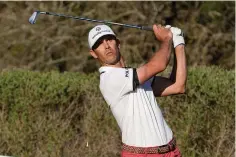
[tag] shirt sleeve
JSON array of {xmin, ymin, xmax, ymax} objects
[
  {"xmin": 133, "ymin": 68, "xmax": 140, "ymax": 91},
  {"xmin": 105, "ymin": 68, "xmax": 139, "ymax": 96}
]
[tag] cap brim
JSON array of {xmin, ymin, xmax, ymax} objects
[{"xmin": 91, "ymin": 34, "xmax": 116, "ymax": 50}]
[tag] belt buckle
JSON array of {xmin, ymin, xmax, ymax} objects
[
  {"xmin": 158, "ymin": 144, "xmax": 171, "ymax": 154},
  {"xmin": 157, "ymin": 138, "xmax": 176, "ymax": 154},
  {"xmin": 157, "ymin": 147, "xmax": 162, "ymax": 154},
  {"xmin": 157, "ymin": 146, "xmax": 166, "ymax": 154}
]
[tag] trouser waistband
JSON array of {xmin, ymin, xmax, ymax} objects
[{"xmin": 122, "ymin": 138, "xmax": 176, "ymax": 154}]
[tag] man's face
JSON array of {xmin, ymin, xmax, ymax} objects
[{"xmin": 90, "ymin": 35, "xmax": 120, "ymax": 65}]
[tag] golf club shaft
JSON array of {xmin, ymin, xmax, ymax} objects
[{"xmin": 37, "ymin": 11, "xmax": 153, "ymax": 31}]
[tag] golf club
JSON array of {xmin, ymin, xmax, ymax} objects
[{"xmin": 29, "ymin": 11, "xmax": 153, "ymax": 31}]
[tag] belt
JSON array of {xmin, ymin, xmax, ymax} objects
[{"xmin": 122, "ymin": 138, "xmax": 176, "ymax": 154}]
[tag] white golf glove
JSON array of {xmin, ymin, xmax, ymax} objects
[{"xmin": 165, "ymin": 25, "xmax": 185, "ymax": 48}]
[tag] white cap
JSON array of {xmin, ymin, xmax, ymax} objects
[{"xmin": 88, "ymin": 25, "xmax": 116, "ymax": 49}]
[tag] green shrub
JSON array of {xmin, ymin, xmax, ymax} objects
[
  {"xmin": 0, "ymin": 66, "xmax": 234, "ymax": 157},
  {"xmin": 158, "ymin": 66, "xmax": 234, "ymax": 157}
]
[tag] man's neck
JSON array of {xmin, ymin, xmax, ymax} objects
[
  {"xmin": 103, "ymin": 61, "xmax": 124, "ymax": 68},
  {"xmin": 102, "ymin": 57, "xmax": 125, "ymax": 68}
]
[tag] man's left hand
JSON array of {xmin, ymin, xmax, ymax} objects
[{"xmin": 165, "ymin": 25, "xmax": 185, "ymax": 48}]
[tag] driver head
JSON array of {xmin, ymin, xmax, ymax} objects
[{"xmin": 29, "ymin": 11, "xmax": 40, "ymax": 24}]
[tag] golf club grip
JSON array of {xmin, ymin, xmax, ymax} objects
[{"xmin": 141, "ymin": 26, "xmax": 153, "ymax": 31}]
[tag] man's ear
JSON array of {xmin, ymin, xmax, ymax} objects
[
  {"xmin": 90, "ymin": 50, "xmax": 98, "ymax": 59},
  {"xmin": 116, "ymin": 38, "xmax": 121, "ymax": 49}
]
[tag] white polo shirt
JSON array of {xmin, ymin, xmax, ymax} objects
[{"xmin": 99, "ymin": 66, "xmax": 173, "ymax": 147}]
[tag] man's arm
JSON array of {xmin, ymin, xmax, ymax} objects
[
  {"xmin": 152, "ymin": 45, "xmax": 187, "ymax": 97},
  {"xmin": 137, "ymin": 24, "xmax": 173, "ymax": 85}
]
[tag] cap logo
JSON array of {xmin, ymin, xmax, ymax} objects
[
  {"xmin": 96, "ymin": 27, "xmax": 101, "ymax": 31},
  {"xmin": 92, "ymin": 30, "xmax": 111, "ymax": 39}
]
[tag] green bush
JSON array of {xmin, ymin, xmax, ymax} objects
[
  {"xmin": 158, "ymin": 66, "xmax": 234, "ymax": 157},
  {"xmin": 0, "ymin": 66, "xmax": 234, "ymax": 157}
]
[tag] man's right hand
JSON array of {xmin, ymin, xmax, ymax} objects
[{"xmin": 153, "ymin": 24, "xmax": 172, "ymax": 42}]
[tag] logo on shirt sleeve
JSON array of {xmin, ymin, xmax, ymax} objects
[{"xmin": 125, "ymin": 68, "xmax": 129, "ymax": 77}]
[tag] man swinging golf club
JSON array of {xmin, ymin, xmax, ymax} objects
[{"xmin": 88, "ymin": 24, "xmax": 187, "ymax": 157}]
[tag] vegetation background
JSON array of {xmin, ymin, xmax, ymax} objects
[{"xmin": 0, "ymin": 1, "xmax": 235, "ymax": 157}]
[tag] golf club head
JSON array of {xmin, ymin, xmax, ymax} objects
[{"xmin": 29, "ymin": 11, "xmax": 40, "ymax": 24}]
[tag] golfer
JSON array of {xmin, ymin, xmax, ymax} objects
[{"xmin": 88, "ymin": 24, "xmax": 186, "ymax": 157}]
